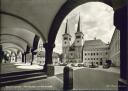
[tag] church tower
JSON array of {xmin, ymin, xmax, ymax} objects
[
  {"xmin": 74, "ymin": 15, "xmax": 84, "ymax": 63},
  {"xmin": 75, "ymin": 15, "xmax": 84, "ymax": 46},
  {"xmin": 62, "ymin": 20, "xmax": 71, "ymax": 63}
]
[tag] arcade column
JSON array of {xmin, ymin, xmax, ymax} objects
[
  {"xmin": 114, "ymin": 4, "xmax": 128, "ymax": 90},
  {"xmin": 22, "ymin": 53, "xmax": 25, "ymax": 63},
  {"xmin": 0, "ymin": 45, "xmax": 4, "ymax": 73},
  {"xmin": 43, "ymin": 43, "xmax": 55, "ymax": 76}
]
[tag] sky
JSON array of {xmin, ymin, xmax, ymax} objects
[{"xmin": 53, "ymin": 2, "xmax": 115, "ymax": 54}]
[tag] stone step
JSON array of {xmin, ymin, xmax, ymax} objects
[
  {"xmin": 1, "ymin": 72, "xmax": 45, "ymax": 82},
  {"xmin": 0, "ymin": 75, "xmax": 47, "ymax": 87},
  {"xmin": 0, "ymin": 69, "xmax": 44, "ymax": 77}
]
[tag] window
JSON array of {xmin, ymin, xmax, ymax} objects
[
  {"xmin": 85, "ymin": 53, "xmax": 87, "ymax": 56},
  {"xmin": 77, "ymin": 41, "xmax": 79, "ymax": 43},
  {"xmin": 64, "ymin": 37, "xmax": 68, "ymax": 40},
  {"xmin": 65, "ymin": 42, "xmax": 66, "ymax": 44},
  {"xmin": 94, "ymin": 53, "xmax": 95, "ymax": 55},
  {"xmin": 97, "ymin": 53, "xmax": 98, "ymax": 55},
  {"xmin": 76, "ymin": 36, "xmax": 81, "ymax": 38}
]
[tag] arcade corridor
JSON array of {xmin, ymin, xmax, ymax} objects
[{"xmin": 0, "ymin": 0, "xmax": 127, "ymax": 90}]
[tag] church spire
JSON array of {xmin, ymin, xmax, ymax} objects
[
  {"xmin": 65, "ymin": 19, "xmax": 69, "ymax": 34},
  {"xmin": 77, "ymin": 13, "xmax": 81, "ymax": 32}
]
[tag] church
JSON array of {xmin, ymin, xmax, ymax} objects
[{"xmin": 62, "ymin": 16, "xmax": 84, "ymax": 63}]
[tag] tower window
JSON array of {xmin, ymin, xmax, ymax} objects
[
  {"xmin": 64, "ymin": 37, "xmax": 68, "ymax": 40},
  {"xmin": 77, "ymin": 41, "xmax": 79, "ymax": 43},
  {"xmin": 76, "ymin": 36, "xmax": 81, "ymax": 38},
  {"xmin": 65, "ymin": 42, "xmax": 66, "ymax": 44}
]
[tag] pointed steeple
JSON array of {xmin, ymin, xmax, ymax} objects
[
  {"xmin": 77, "ymin": 13, "xmax": 81, "ymax": 32},
  {"xmin": 65, "ymin": 19, "xmax": 68, "ymax": 34},
  {"xmin": 64, "ymin": 19, "xmax": 70, "ymax": 35}
]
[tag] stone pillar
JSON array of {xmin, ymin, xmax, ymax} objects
[
  {"xmin": 63, "ymin": 66, "xmax": 73, "ymax": 90},
  {"xmin": 31, "ymin": 52, "xmax": 34, "ymax": 65},
  {"xmin": 0, "ymin": 45, "xmax": 4, "ymax": 66},
  {"xmin": 22, "ymin": 53, "xmax": 24, "ymax": 63},
  {"xmin": 114, "ymin": 4, "xmax": 128, "ymax": 90},
  {"xmin": 15, "ymin": 54, "xmax": 17, "ymax": 62},
  {"xmin": 24, "ymin": 52, "xmax": 26, "ymax": 63},
  {"xmin": 43, "ymin": 43, "xmax": 55, "ymax": 76}
]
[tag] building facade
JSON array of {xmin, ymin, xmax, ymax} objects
[
  {"xmin": 109, "ymin": 29, "xmax": 120, "ymax": 67},
  {"xmin": 83, "ymin": 39, "xmax": 109, "ymax": 65}
]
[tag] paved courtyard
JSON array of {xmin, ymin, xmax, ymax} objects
[{"xmin": 0, "ymin": 62, "xmax": 120, "ymax": 90}]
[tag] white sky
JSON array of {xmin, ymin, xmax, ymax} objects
[{"xmin": 54, "ymin": 2, "xmax": 115, "ymax": 54}]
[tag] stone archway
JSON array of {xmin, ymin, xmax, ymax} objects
[{"xmin": 48, "ymin": 0, "xmax": 127, "ymax": 90}]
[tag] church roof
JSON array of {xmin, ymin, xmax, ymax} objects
[{"xmin": 84, "ymin": 39, "xmax": 105, "ymax": 46}]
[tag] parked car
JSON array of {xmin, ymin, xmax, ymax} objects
[
  {"xmin": 89, "ymin": 64, "xmax": 97, "ymax": 68},
  {"xmin": 67, "ymin": 63, "xmax": 72, "ymax": 67},
  {"xmin": 59, "ymin": 63, "xmax": 67, "ymax": 66},
  {"xmin": 78, "ymin": 63, "xmax": 83, "ymax": 67},
  {"xmin": 88, "ymin": 63, "xmax": 97, "ymax": 68},
  {"xmin": 73, "ymin": 63, "xmax": 79, "ymax": 67},
  {"xmin": 103, "ymin": 63, "xmax": 110, "ymax": 69},
  {"xmin": 71, "ymin": 63, "xmax": 75, "ymax": 67},
  {"xmin": 83, "ymin": 63, "xmax": 87, "ymax": 67}
]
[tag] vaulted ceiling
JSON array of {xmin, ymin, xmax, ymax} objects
[{"xmin": 0, "ymin": 0, "xmax": 125, "ymax": 54}]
